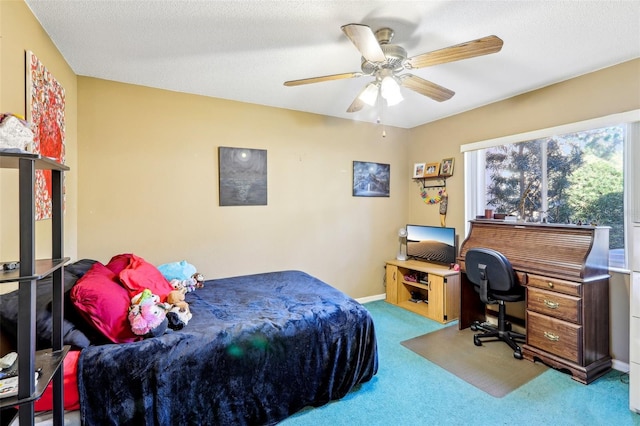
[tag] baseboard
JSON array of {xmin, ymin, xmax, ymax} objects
[
  {"xmin": 356, "ymin": 293, "xmax": 386, "ymax": 304},
  {"xmin": 612, "ymin": 359, "xmax": 630, "ymax": 373}
]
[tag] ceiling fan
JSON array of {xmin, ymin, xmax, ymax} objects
[{"xmin": 284, "ymin": 24, "xmax": 504, "ymax": 113}]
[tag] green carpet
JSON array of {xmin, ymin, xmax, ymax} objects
[
  {"xmin": 401, "ymin": 325, "xmax": 547, "ymax": 397},
  {"xmin": 280, "ymin": 300, "xmax": 637, "ymax": 426}
]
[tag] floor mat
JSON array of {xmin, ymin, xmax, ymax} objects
[{"xmin": 401, "ymin": 325, "xmax": 548, "ymax": 398}]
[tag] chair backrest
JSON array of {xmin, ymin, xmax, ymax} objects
[{"xmin": 465, "ymin": 247, "xmax": 515, "ymax": 293}]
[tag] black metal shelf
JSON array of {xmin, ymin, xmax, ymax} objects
[
  {"xmin": 413, "ymin": 176, "xmax": 447, "ymax": 189},
  {"xmin": 0, "ymin": 347, "xmax": 70, "ymax": 409},
  {"xmin": 0, "ymin": 258, "xmax": 69, "ymax": 284},
  {"xmin": 0, "ymin": 151, "xmax": 69, "ymax": 171},
  {"xmin": 0, "ymin": 151, "xmax": 68, "ymax": 425}
]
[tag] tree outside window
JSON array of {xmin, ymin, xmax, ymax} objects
[{"xmin": 483, "ymin": 125, "xmax": 625, "ymax": 266}]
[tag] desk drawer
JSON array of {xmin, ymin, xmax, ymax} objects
[
  {"xmin": 527, "ymin": 287, "xmax": 581, "ymax": 323},
  {"xmin": 527, "ymin": 310, "xmax": 582, "ymax": 363},
  {"xmin": 527, "ymin": 274, "xmax": 581, "ymax": 297}
]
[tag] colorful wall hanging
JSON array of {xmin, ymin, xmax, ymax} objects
[{"xmin": 26, "ymin": 51, "xmax": 66, "ymax": 220}]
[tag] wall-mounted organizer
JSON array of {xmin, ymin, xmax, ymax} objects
[{"xmin": 414, "ymin": 176, "xmax": 447, "ymax": 189}]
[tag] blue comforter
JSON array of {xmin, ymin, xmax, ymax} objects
[{"xmin": 77, "ymin": 270, "xmax": 378, "ymax": 425}]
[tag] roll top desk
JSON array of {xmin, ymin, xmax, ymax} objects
[{"xmin": 458, "ymin": 220, "xmax": 611, "ymax": 384}]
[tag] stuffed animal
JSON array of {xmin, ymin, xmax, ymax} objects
[
  {"xmin": 192, "ymin": 272, "xmax": 205, "ymax": 289},
  {"xmin": 170, "ymin": 277, "xmax": 196, "ymax": 293},
  {"xmin": 157, "ymin": 260, "xmax": 197, "ymax": 281},
  {"xmin": 165, "ymin": 289, "xmax": 192, "ymax": 330},
  {"xmin": 128, "ymin": 289, "xmax": 168, "ymax": 337},
  {"xmin": 166, "ymin": 289, "xmax": 186, "ymax": 305},
  {"xmin": 166, "ymin": 303, "xmax": 192, "ymax": 330}
]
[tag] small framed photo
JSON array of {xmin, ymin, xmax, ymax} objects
[
  {"xmin": 440, "ymin": 157, "xmax": 455, "ymax": 177},
  {"xmin": 423, "ymin": 162, "xmax": 440, "ymax": 178},
  {"xmin": 412, "ymin": 163, "xmax": 426, "ymax": 178}
]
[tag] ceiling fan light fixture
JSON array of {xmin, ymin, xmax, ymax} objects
[
  {"xmin": 380, "ymin": 75, "xmax": 403, "ymax": 106},
  {"xmin": 284, "ymin": 24, "xmax": 504, "ymax": 120},
  {"xmin": 359, "ymin": 82, "xmax": 380, "ymax": 106}
]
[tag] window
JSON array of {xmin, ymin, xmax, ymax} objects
[{"xmin": 462, "ymin": 111, "xmax": 639, "ymax": 270}]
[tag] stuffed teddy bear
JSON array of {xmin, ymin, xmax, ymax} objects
[
  {"xmin": 128, "ymin": 289, "xmax": 168, "ymax": 337},
  {"xmin": 166, "ymin": 289, "xmax": 185, "ymax": 305}
]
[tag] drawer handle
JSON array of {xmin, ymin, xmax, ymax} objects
[
  {"xmin": 547, "ymin": 281, "xmax": 554, "ymax": 289},
  {"xmin": 544, "ymin": 331, "xmax": 560, "ymax": 342},
  {"xmin": 544, "ymin": 299, "xmax": 559, "ymax": 309}
]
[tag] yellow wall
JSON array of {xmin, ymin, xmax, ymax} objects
[
  {"xmin": 0, "ymin": 0, "xmax": 78, "ymax": 267},
  {"xmin": 77, "ymin": 78, "xmax": 409, "ymax": 298}
]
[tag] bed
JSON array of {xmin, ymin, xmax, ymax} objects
[{"xmin": 0, "ymin": 258, "xmax": 378, "ymax": 425}]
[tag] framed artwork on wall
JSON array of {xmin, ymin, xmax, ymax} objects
[
  {"xmin": 26, "ymin": 50, "xmax": 66, "ymax": 220},
  {"xmin": 218, "ymin": 147, "xmax": 267, "ymax": 206},
  {"xmin": 353, "ymin": 161, "xmax": 390, "ymax": 197},
  {"xmin": 440, "ymin": 157, "xmax": 455, "ymax": 177},
  {"xmin": 423, "ymin": 162, "xmax": 440, "ymax": 178},
  {"xmin": 412, "ymin": 163, "xmax": 425, "ymax": 178}
]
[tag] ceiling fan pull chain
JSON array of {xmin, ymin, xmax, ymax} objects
[{"xmin": 377, "ymin": 98, "xmax": 387, "ymax": 138}]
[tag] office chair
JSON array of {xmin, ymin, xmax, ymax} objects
[{"xmin": 465, "ymin": 247, "xmax": 526, "ymax": 359}]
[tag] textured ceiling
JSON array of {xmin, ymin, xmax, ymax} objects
[{"xmin": 24, "ymin": 0, "xmax": 640, "ymax": 129}]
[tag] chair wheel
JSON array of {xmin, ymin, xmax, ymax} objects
[
  {"xmin": 474, "ymin": 336, "xmax": 482, "ymax": 346},
  {"xmin": 471, "ymin": 324, "xmax": 478, "ymax": 331},
  {"xmin": 513, "ymin": 351, "xmax": 523, "ymax": 359}
]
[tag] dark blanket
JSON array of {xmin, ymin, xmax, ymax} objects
[{"xmin": 77, "ymin": 270, "xmax": 378, "ymax": 425}]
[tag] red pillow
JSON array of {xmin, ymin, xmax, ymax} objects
[
  {"xmin": 104, "ymin": 253, "xmax": 134, "ymax": 275},
  {"xmin": 34, "ymin": 350, "xmax": 81, "ymax": 412},
  {"xmin": 115, "ymin": 254, "xmax": 174, "ymax": 302},
  {"xmin": 70, "ymin": 262, "xmax": 138, "ymax": 344}
]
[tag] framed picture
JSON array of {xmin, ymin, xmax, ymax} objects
[
  {"xmin": 440, "ymin": 157, "xmax": 455, "ymax": 177},
  {"xmin": 353, "ymin": 161, "xmax": 390, "ymax": 197},
  {"xmin": 218, "ymin": 147, "xmax": 267, "ymax": 206},
  {"xmin": 412, "ymin": 163, "xmax": 425, "ymax": 178},
  {"xmin": 423, "ymin": 162, "xmax": 440, "ymax": 178}
]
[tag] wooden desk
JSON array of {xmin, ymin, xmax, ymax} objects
[{"xmin": 458, "ymin": 220, "xmax": 611, "ymax": 384}]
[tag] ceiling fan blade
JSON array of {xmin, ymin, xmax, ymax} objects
[
  {"xmin": 400, "ymin": 74, "xmax": 455, "ymax": 102},
  {"xmin": 284, "ymin": 72, "xmax": 363, "ymax": 87},
  {"xmin": 341, "ymin": 24, "xmax": 386, "ymax": 63},
  {"xmin": 407, "ymin": 35, "xmax": 503, "ymax": 69}
]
